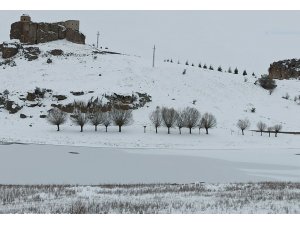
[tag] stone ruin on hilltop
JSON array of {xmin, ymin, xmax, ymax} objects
[
  {"xmin": 0, "ymin": 14, "xmax": 86, "ymax": 59},
  {"xmin": 10, "ymin": 14, "xmax": 85, "ymax": 45}
]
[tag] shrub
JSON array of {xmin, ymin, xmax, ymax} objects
[{"xmin": 258, "ymin": 75, "xmax": 277, "ymax": 91}]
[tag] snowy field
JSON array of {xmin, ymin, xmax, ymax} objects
[{"xmin": 1, "ymin": 182, "xmax": 300, "ymax": 213}]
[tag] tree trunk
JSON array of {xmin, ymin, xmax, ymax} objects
[
  {"xmin": 242, "ymin": 129, "xmax": 244, "ymax": 135},
  {"xmin": 206, "ymin": 128, "xmax": 208, "ymax": 134},
  {"xmin": 189, "ymin": 128, "xmax": 192, "ymax": 134},
  {"xmin": 80, "ymin": 126, "xmax": 83, "ymax": 132},
  {"xmin": 105, "ymin": 126, "xmax": 108, "ymax": 132},
  {"xmin": 168, "ymin": 127, "xmax": 170, "ymax": 134},
  {"xmin": 95, "ymin": 125, "xmax": 97, "ymax": 132},
  {"xmin": 179, "ymin": 128, "xmax": 181, "ymax": 134},
  {"xmin": 119, "ymin": 126, "xmax": 121, "ymax": 132},
  {"xmin": 155, "ymin": 127, "xmax": 158, "ymax": 134},
  {"xmin": 260, "ymin": 131, "xmax": 262, "ymax": 136},
  {"xmin": 275, "ymin": 132, "xmax": 277, "ymax": 137},
  {"xmin": 268, "ymin": 131, "xmax": 270, "ymax": 137},
  {"xmin": 199, "ymin": 128, "xmax": 200, "ymax": 134},
  {"xmin": 57, "ymin": 124, "xmax": 60, "ymax": 131}
]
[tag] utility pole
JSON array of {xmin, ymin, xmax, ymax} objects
[
  {"xmin": 96, "ymin": 31, "xmax": 100, "ymax": 48},
  {"xmin": 152, "ymin": 45, "xmax": 156, "ymax": 68}
]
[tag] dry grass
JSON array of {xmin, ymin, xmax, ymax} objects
[{"xmin": 0, "ymin": 182, "xmax": 300, "ymax": 214}]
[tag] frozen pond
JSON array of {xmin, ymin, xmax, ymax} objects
[{"xmin": 0, "ymin": 143, "xmax": 300, "ymax": 184}]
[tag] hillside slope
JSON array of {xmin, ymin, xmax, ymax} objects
[{"xmin": 0, "ymin": 40, "xmax": 300, "ymax": 148}]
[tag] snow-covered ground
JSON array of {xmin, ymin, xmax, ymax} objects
[
  {"xmin": 1, "ymin": 40, "xmax": 300, "ymax": 184},
  {"xmin": 1, "ymin": 182, "xmax": 300, "ymax": 213}
]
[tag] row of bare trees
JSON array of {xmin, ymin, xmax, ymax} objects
[
  {"xmin": 150, "ymin": 106, "xmax": 217, "ymax": 134},
  {"xmin": 47, "ymin": 106, "xmax": 133, "ymax": 132},
  {"xmin": 237, "ymin": 118, "xmax": 283, "ymax": 137}
]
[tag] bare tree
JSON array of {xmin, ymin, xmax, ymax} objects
[
  {"xmin": 161, "ymin": 107, "xmax": 178, "ymax": 134},
  {"xmin": 71, "ymin": 109, "xmax": 89, "ymax": 132},
  {"xmin": 89, "ymin": 107, "xmax": 104, "ymax": 131},
  {"xmin": 111, "ymin": 108, "xmax": 133, "ymax": 132},
  {"xmin": 102, "ymin": 112, "xmax": 112, "ymax": 132},
  {"xmin": 237, "ymin": 119, "xmax": 251, "ymax": 135},
  {"xmin": 274, "ymin": 124, "xmax": 282, "ymax": 137},
  {"xmin": 47, "ymin": 108, "xmax": 67, "ymax": 131},
  {"xmin": 201, "ymin": 112, "xmax": 217, "ymax": 134},
  {"xmin": 198, "ymin": 117, "xmax": 205, "ymax": 134},
  {"xmin": 149, "ymin": 106, "xmax": 162, "ymax": 134},
  {"xmin": 176, "ymin": 110, "xmax": 185, "ymax": 134},
  {"xmin": 267, "ymin": 126, "xmax": 273, "ymax": 137},
  {"xmin": 183, "ymin": 107, "xmax": 200, "ymax": 134},
  {"xmin": 257, "ymin": 121, "xmax": 267, "ymax": 136}
]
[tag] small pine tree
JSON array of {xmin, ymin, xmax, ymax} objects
[
  {"xmin": 228, "ymin": 67, "xmax": 232, "ymax": 73},
  {"xmin": 185, "ymin": 61, "xmax": 189, "ymax": 65},
  {"xmin": 203, "ymin": 64, "xmax": 207, "ymax": 69},
  {"xmin": 198, "ymin": 63, "xmax": 202, "ymax": 68},
  {"xmin": 234, "ymin": 67, "xmax": 238, "ymax": 74},
  {"xmin": 191, "ymin": 63, "xmax": 194, "ymax": 66},
  {"xmin": 217, "ymin": 66, "xmax": 222, "ymax": 72},
  {"xmin": 243, "ymin": 70, "xmax": 247, "ymax": 76},
  {"xmin": 167, "ymin": 59, "xmax": 170, "ymax": 62},
  {"xmin": 182, "ymin": 69, "xmax": 187, "ymax": 75},
  {"xmin": 170, "ymin": 59, "xmax": 173, "ymax": 63},
  {"xmin": 252, "ymin": 72, "xmax": 255, "ymax": 76},
  {"xmin": 209, "ymin": 65, "xmax": 214, "ymax": 70},
  {"xmin": 177, "ymin": 60, "xmax": 180, "ymax": 64}
]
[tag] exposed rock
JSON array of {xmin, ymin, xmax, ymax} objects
[
  {"xmin": 71, "ymin": 91, "xmax": 84, "ymax": 96},
  {"xmin": 40, "ymin": 115, "xmax": 47, "ymax": 118},
  {"xmin": 20, "ymin": 114, "xmax": 27, "ymax": 118},
  {"xmin": 269, "ymin": 59, "xmax": 300, "ymax": 79},
  {"xmin": 47, "ymin": 58, "xmax": 52, "ymax": 64},
  {"xmin": 23, "ymin": 47, "xmax": 40, "ymax": 61},
  {"xmin": 0, "ymin": 42, "xmax": 20, "ymax": 59},
  {"xmin": 53, "ymin": 95, "xmax": 67, "ymax": 101},
  {"xmin": 50, "ymin": 49, "xmax": 64, "ymax": 56}
]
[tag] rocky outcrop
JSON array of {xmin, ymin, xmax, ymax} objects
[
  {"xmin": 0, "ymin": 42, "xmax": 20, "ymax": 59},
  {"xmin": 269, "ymin": 59, "xmax": 300, "ymax": 79},
  {"xmin": 10, "ymin": 15, "xmax": 85, "ymax": 45}
]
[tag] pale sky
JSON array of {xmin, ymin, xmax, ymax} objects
[{"xmin": 1, "ymin": 11, "xmax": 300, "ymax": 74}]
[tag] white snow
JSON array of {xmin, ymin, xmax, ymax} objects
[{"xmin": 1, "ymin": 40, "xmax": 300, "ymax": 183}]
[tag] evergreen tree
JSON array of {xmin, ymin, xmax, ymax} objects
[
  {"xmin": 228, "ymin": 67, "xmax": 232, "ymax": 73},
  {"xmin": 209, "ymin": 65, "xmax": 214, "ymax": 70},
  {"xmin": 198, "ymin": 63, "xmax": 202, "ymax": 68},
  {"xmin": 191, "ymin": 63, "xmax": 194, "ymax": 66},
  {"xmin": 185, "ymin": 61, "xmax": 189, "ymax": 65},
  {"xmin": 217, "ymin": 66, "xmax": 222, "ymax": 72},
  {"xmin": 234, "ymin": 67, "xmax": 238, "ymax": 74},
  {"xmin": 203, "ymin": 64, "xmax": 207, "ymax": 69},
  {"xmin": 243, "ymin": 70, "xmax": 247, "ymax": 76}
]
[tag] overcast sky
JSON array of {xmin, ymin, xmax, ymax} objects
[{"xmin": 1, "ymin": 11, "xmax": 300, "ymax": 74}]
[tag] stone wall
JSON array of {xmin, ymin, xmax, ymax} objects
[
  {"xmin": 269, "ymin": 59, "xmax": 300, "ymax": 80},
  {"xmin": 10, "ymin": 16, "xmax": 85, "ymax": 45}
]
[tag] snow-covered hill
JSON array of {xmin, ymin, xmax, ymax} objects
[{"xmin": 1, "ymin": 40, "xmax": 300, "ymax": 149}]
